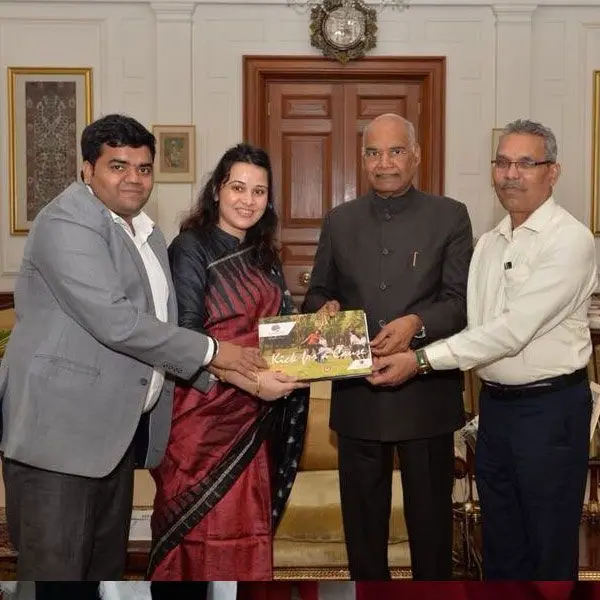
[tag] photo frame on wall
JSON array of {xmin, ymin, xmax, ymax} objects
[
  {"xmin": 7, "ymin": 67, "xmax": 93, "ymax": 235},
  {"xmin": 591, "ymin": 71, "xmax": 600, "ymax": 235},
  {"xmin": 153, "ymin": 125, "xmax": 196, "ymax": 183}
]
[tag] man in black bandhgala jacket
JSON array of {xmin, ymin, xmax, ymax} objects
[{"xmin": 302, "ymin": 113, "xmax": 473, "ymax": 581}]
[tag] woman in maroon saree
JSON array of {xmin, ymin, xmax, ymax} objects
[{"xmin": 148, "ymin": 144, "xmax": 308, "ymax": 582}]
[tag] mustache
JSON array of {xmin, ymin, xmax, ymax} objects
[{"xmin": 500, "ymin": 181, "xmax": 525, "ymax": 189}]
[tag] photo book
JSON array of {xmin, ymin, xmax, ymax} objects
[{"xmin": 258, "ymin": 309, "xmax": 372, "ymax": 382}]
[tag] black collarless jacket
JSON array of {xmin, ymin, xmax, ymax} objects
[{"xmin": 302, "ymin": 187, "xmax": 473, "ymax": 441}]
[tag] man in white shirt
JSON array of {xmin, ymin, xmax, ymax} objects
[
  {"xmin": 368, "ymin": 119, "xmax": 598, "ymax": 580},
  {"xmin": 0, "ymin": 114, "xmax": 266, "ymax": 597}
]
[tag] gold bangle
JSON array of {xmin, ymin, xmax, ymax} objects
[{"xmin": 255, "ymin": 372, "xmax": 261, "ymax": 397}]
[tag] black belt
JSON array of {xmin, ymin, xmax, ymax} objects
[{"xmin": 481, "ymin": 367, "xmax": 588, "ymax": 400}]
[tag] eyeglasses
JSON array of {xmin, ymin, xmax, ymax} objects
[
  {"xmin": 364, "ymin": 147, "xmax": 411, "ymax": 161},
  {"xmin": 491, "ymin": 158, "xmax": 553, "ymax": 171}
]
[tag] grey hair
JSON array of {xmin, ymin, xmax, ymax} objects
[
  {"xmin": 361, "ymin": 114, "xmax": 417, "ymax": 153},
  {"xmin": 501, "ymin": 119, "xmax": 558, "ymax": 162}
]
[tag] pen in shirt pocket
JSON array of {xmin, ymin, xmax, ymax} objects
[{"xmin": 411, "ymin": 251, "xmax": 418, "ymax": 267}]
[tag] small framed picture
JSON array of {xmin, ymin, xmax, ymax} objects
[
  {"xmin": 7, "ymin": 67, "xmax": 93, "ymax": 235},
  {"xmin": 152, "ymin": 124, "xmax": 196, "ymax": 183}
]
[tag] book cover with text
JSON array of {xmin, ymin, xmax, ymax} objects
[{"xmin": 258, "ymin": 309, "xmax": 372, "ymax": 381}]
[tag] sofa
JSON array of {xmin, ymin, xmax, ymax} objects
[
  {"xmin": 0, "ymin": 298, "xmax": 14, "ymax": 358},
  {"xmin": 0, "ymin": 298, "xmax": 479, "ymax": 580}
]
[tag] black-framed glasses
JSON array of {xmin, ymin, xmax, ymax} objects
[{"xmin": 491, "ymin": 158, "xmax": 553, "ymax": 171}]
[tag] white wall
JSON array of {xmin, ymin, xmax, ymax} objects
[{"xmin": 1, "ymin": 0, "xmax": 600, "ymax": 291}]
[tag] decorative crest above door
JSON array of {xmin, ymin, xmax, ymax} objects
[{"xmin": 286, "ymin": 0, "xmax": 410, "ymax": 64}]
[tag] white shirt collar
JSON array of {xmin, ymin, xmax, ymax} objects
[
  {"xmin": 85, "ymin": 183, "xmax": 155, "ymax": 241},
  {"xmin": 494, "ymin": 196, "xmax": 557, "ymax": 240},
  {"xmin": 109, "ymin": 209, "xmax": 155, "ymax": 242}
]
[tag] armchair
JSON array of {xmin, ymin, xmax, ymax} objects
[{"xmin": 273, "ymin": 382, "xmax": 412, "ymax": 580}]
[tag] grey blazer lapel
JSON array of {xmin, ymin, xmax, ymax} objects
[{"xmin": 115, "ymin": 226, "xmax": 156, "ymax": 316}]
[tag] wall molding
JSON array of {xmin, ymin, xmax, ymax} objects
[
  {"xmin": 493, "ymin": 4, "xmax": 538, "ymax": 22},
  {"xmin": 1, "ymin": 0, "xmax": 599, "ymax": 7},
  {"xmin": 151, "ymin": 2, "xmax": 195, "ymax": 20}
]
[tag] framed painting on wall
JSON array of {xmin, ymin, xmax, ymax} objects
[
  {"xmin": 591, "ymin": 70, "xmax": 600, "ymax": 235},
  {"xmin": 7, "ymin": 67, "xmax": 93, "ymax": 235},
  {"xmin": 152, "ymin": 124, "xmax": 196, "ymax": 183}
]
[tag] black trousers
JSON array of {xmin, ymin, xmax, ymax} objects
[
  {"xmin": 3, "ymin": 446, "xmax": 135, "ymax": 581},
  {"xmin": 338, "ymin": 432, "xmax": 455, "ymax": 580},
  {"xmin": 475, "ymin": 380, "xmax": 591, "ymax": 580},
  {"xmin": 35, "ymin": 583, "xmax": 100, "ymax": 600}
]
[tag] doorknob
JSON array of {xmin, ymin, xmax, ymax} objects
[{"xmin": 299, "ymin": 271, "xmax": 311, "ymax": 287}]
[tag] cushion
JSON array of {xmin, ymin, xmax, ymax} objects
[
  {"xmin": 299, "ymin": 397, "xmax": 339, "ymax": 471},
  {"xmin": 310, "ymin": 381, "xmax": 332, "ymax": 399},
  {"xmin": 276, "ymin": 470, "xmax": 408, "ymax": 544},
  {"xmin": 0, "ymin": 308, "xmax": 15, "ymax": 331}
]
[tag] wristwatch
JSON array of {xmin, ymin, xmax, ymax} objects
[
  {"xmin": 209, "ymin": 337, "xmax": 220, "ymax": 364},
  {"xmin": 414, "ymin": 348, "xmax": 432, "ymax": 375},
  {"xmin": 414, "ymin": 325, "xmax": 427, "ymax": 339}
]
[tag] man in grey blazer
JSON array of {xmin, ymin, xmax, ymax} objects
[{"xmin": 0, "ymin": 114, "xmax": 265, "ymax": 588}]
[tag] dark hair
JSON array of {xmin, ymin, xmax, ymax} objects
[
  {"xmin": 81, "ymin": 114, "xmax": 156, "ymax": 166},
  {"xmin": 181, "ymin": 143, "xmax": 279, "ymax": 272}
]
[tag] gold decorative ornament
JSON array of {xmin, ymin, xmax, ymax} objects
[
  {"xmin": 298, "ymin": 271, "xmax": 311, "ymax": 287},
  {"xmin": 309, "ymin": 0, "xmax": 378, "ymax": 64}
]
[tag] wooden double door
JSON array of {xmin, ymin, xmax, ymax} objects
[{"xmin": 244, "ymin": 57, "xmax": 446, "ymax": 305}]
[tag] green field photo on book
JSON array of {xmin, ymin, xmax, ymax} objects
[{"xmin": 258, "ymin": 309, "xmax": 372, "ymax": 381}]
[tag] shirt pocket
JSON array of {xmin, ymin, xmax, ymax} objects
[{"xmin": 503, "ymin": 263, "xmax": 530, "ymax": 300}]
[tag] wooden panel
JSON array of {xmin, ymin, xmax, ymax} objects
[
  {"xmin": 281, "ymin": 244, "xmax": 318, "ymax": 263},
  {"xmin": 282, "ymin": 96, "xmax": 331, "ymax": 118},
  {"xmin": 282, "ymin": 134, "xmax": 331, "ymax": 224},
  {"xmin": 281, "ymin": 244, "xmax": 317, "ymax": 304},
  {"xmin": 267, "ymin": 82, "xmax": 345, "ymax": 298},
  {"xmin": 357, "ymin": 96, "xmax": 408, "ymax": 118}
]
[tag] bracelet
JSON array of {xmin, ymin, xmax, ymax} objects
[
  {"xmin": 415, "ymin": 348, "xmax": 432, "ymax": 375},
  {"xmin": 255, "ymin": 372, "xmax": 261, "ymax": 398}
]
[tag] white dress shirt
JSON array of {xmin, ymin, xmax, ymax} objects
[
  {"xmin": 425, "ymin": 197, "xmax": 598, "ymax": 384},
  {"xmin": 109, "ymin": 209, "xmax": 170, "ymax": 412}
]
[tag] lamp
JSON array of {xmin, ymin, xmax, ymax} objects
[{"xmin": 286, "ymin": 0, "xmax": 410, "ymax": 15}]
